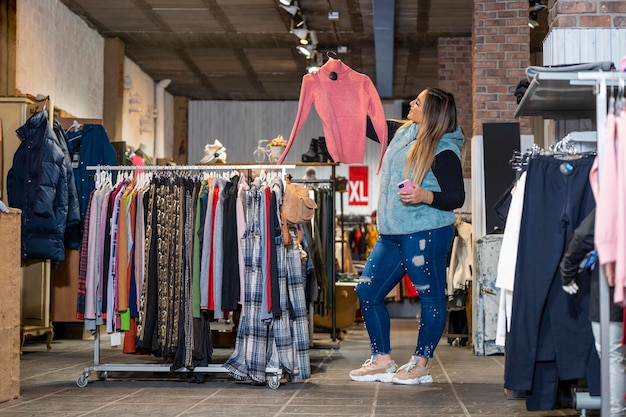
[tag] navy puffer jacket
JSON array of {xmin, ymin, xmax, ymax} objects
[{"xmin": 7, "ymin": 109, "xmax": 80, "ymax": 264}]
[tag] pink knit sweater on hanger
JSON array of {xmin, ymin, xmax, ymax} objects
[{"xmin": 276, "ymin": 58, "xmax": 388, "ymax": 173}]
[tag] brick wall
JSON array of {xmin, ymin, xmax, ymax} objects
[
  {"xmin": 438, "ymin": 37, "xmax": 473, "ymax": 178},
  {"xmin": 550, "ymin": 0, "xmax": 626, "ymax": 28},
  {"xmin": 472, "ymin": 0, "xmax": 531, "ymax": 136}
]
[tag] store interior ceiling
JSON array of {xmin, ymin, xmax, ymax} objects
[{"xmin": 58, "ymin": 0, "xmax": 549, "ymax": 102}]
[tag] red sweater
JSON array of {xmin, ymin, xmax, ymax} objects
[{"xmin": 277, "ymin": 59, "xmax": 388, "ymax": 173}]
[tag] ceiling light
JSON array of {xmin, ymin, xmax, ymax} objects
[
  {"xmin": 296, "ymin": 45, "xmax": 314, "ymax": 57},
  {"xmin": 292, "ymin": 12, "xmax": 305, "ymax": 28},
  {"xmin": 528, "ymin": 10, "xmax": 539, "ymax": 28},
  {"xmin": 328, "ymin": 10, "xmax": 339, "ymax": 20},
  {"xmin": 337, "ymin": 45, "xmax": 348, "ymax": 54},
  {"xmin": 282, "ymin": 4, "xmax": 305, "ymax": 29},
  {"xmin": 279, "ymin": 0, "xmax": 293, "ymax": 5},
  {"xmin": 291, "ymin": 27, "xmax": 309, "ymax": 44},
  {"xmin": 528, "ymin": 0, "xmax": 547, "ymax": 12}
]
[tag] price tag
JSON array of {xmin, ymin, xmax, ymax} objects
[{"xmin": 110, "ymin": 332, "xmax": 121, "ymax": 347}]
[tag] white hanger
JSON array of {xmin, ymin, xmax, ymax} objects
[{"xmin": 70, "ymin": 120, "xmax": 82, "ymax": 131}]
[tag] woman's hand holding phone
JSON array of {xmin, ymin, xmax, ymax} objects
[
  {"xmin": 397, "ymin": 179, "xmax": 416, "ymax": 205},
  {"xmin": 398, "ymin": 179, "xmax": 427, "ymax": 205},
  {"xmin": 397, "ymin": 179, "xmax": 415, "ymax": 191}
]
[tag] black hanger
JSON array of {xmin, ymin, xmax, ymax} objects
[{"xmin": 325, "ymin": 51, "xmax": 339, "ymax": 80}]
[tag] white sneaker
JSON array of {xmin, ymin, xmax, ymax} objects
[
  {"xmin": 349, "ymin": 358, "xmax": 398, "ymax": 383},
  {"xmin": 391, "ymin": 359, "xmax": 433, "ymax": 385}
]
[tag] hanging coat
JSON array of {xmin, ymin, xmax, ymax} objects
[{"xmin": 7, "ymin": 109, "xmax": 80, "ymax": 264}]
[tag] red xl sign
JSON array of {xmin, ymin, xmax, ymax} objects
[{"xmin": 348, "ymin": 166, "xmax": 368, "ymax": 206}]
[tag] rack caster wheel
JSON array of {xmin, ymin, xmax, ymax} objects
[
  {"xmin": 267, "ymin": 375, "xmax": 281, "ymax": 389},
  {"xmin": 97, "ymin": 371, "xmax": 108, "ymax": 381},
  {"xmin": 76, "ymin": 373, "xmax": 89, "ymax": 388}
]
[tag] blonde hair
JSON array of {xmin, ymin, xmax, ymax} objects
[{"xmin": 404, "ymin": 88, "xmax": 458, "ymax": 185}]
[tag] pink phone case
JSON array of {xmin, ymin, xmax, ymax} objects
[{"xmin": 397, "ymin": 179, "xmax": 414, "ymax": 191}]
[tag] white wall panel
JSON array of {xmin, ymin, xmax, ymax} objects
[{"xmin": 544, "ymin": 28, "xmax": 626, "ymax": 66}]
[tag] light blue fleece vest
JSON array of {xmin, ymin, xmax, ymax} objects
[{"xmin": 377, "ymin": 123, "xmax": 464, "ymax": 235}]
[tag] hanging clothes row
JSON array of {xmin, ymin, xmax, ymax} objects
[
  {"xmin": 594, "ymin": 83, "xmax": 626, "ymax": 307},
  {"xmin": 77, "ymin": 164, "xmax": 311, "ymax": 386},
  {"xmin": 496, "ymin": 150, "xmax": 599, "ymax": 411},
  {"xmin": 577, "ymin": 71, "xmax": 626, "ymax": 417}
]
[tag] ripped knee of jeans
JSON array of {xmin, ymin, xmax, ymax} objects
[
  {"xmin": 410, "ymin": 250, "xmax": 430, "ymax": 291},
  {"xmin": 412, "ymin": 254, "xmax": 425, "ymax": 267}
]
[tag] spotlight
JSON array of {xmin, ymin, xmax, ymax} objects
[
  {"xmin": 291, "ymin": 27, "xmax": 309, "ymax": 44},
  {"xmin": 296, "ymin": 45, "xmax": 313, "ymax": 57},
  {"xmin": 292, "ymin": 11, "xmax": 305, "ymax": 28},
  {"xmin": 528, "ymin": 0, "xmax": 547, "ymax": 12},
  {"xmin": 528, "ymin": 10, "xmax": 539, "ymax": 28},
  {"xmin": 282, "ymin": 4, "xmax": 305, "ymax": 29}
]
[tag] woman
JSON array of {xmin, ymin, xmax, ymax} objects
[{"xmin": 349, "ymin": 87, "xmax": 465, "ymax": 384}]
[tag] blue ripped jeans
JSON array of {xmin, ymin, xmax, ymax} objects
[{"xmin": 356, "ymin": 225, "xmax": 454, "ymax": 359}]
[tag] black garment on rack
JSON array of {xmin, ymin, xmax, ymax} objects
[
  {"xmin": 137, "ymin": 182, "xmax": 160, "ymax": 355},
  {"xmin": 53, "ymin": 120, "xmax": 82, "ymax": 249},
  {"xmin": 221, "ymin": 177, "xmax": 240, "ymax": 311},
  {"xmin": 504, "ymin": 154, "xmax": 599, "ymax": 411},
  {"xmin": 311, "ymin": 188, "xmax": 333, "ymax": 314},
  {"xmin": 300, "ymin": 221, "xmax": 318, "ymax": 303},
  {"xmin": 172, "ymin": 180, "xmax": 198, "ymax": 372},
  {"xmin": 270, "ymin": 190, "xmax": 282, "ymax": 318},
  {"xmin": 492, "ymin": 181, "xmax": 514, "ymax": 227}
]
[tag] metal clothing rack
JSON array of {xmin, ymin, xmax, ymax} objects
[
  {"xmin": 76, "ymin": 163, "xmax": 295, "ymax": 390},
  {"xmin": 578, "ymin": 71, "xmax": 626, "ymax": 417},
  {"xmin": 86, "ymin": 163, "xmax": 295, "ymax": 175},
  {"xmin": 516, "ymin": 70, "xmax": 626, "ymax": 417}
]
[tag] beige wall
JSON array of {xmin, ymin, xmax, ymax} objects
[{"xmin": 16, "ymin": 0, "xmax": 103, "ymax": 118}]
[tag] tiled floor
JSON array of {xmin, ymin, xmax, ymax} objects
[{"xmin": 1, "ymin": 319, "xmax": 598, "ymax": 417}]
